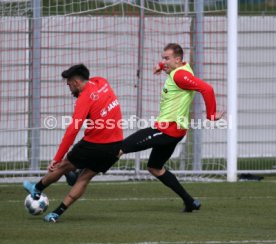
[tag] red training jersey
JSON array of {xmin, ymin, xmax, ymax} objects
[
  {"xmin": 53, "ymin": 77, "xmax": 123, "ymax": 162},
  {"xmin": 155, "ymin": 66, "xmax": 217, "ymax": 138}
]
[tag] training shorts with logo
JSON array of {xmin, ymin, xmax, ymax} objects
[
  {"xmin": 67, "ymin": 139, "xmax": 122, "ymax": 173},
  {"xmin": 121, "ymin": 127, "xmax": 183, "ymax": 169}
]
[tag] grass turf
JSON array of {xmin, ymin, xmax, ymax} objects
[{"xmin": 0, "ymin": 181, "xmax": 276, "ymax": 244}]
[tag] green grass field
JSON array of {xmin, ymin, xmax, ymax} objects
[{"xmin": 0, "ymin": 181, "xmax": 276, "ymax": 244}]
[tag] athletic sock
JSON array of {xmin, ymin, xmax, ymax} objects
[
  {"xmin": 53, "ymin": 202, "xmax": 68, "ymax": 216},
  {"xmin": 35, "ymin": 180, "xmax": 47, "ymax": 192},
  {"xmin": 157, "ymin": 170, "xmax": 194, "ymax": 205}
]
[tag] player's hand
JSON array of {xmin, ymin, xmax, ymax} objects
[
  {"xmin": 153, "ymin": 63, "xmax": 163, "ymax": 75},
  {"xmin": 47, "ymin": 160, "xmax": 59, "ymax": 172},
  {"xmin": 213, "ymin": 111, "xmax": 225, "ymax": 121}
]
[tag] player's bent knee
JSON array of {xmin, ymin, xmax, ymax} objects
[
  {"xmin": 59, "ymin": 159, "xmax": 76, "ymax": 172},
  {"xmin": 148, "ymin": 167, "xmax": 165, "ymax": 177}
]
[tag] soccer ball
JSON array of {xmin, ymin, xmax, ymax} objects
[{"xmin": 24, "ymin": 193, "xmax": 49, "ymax": 215}]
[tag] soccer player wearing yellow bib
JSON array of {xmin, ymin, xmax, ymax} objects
[{"xmin": 120, "ymin": 43, "xmax": 224, "ymax": 212}]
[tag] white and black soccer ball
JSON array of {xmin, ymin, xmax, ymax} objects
[{"xmin": 24, "ymin": 193, "xmax": 49, "ymax": 215}]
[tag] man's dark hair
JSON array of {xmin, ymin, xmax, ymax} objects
[
  {"xmin": 164, "ymin": 43, "xmax": 183, "ymax": 60},
  {"xmin": 61, "ymin": 64, "xmax": 90, "ymax": 81}
]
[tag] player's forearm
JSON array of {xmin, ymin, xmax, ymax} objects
[
  {"xmin": 53, "ymin": 123, "xmax": 81, "ymax": 162},
  {"xmin": 201, "ymin": 86, "xmax": 217, "ymax": 120}
]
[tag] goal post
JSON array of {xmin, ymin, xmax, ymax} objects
[
  {"xmin": 227, "ymin": 0, "xmax": 238, "ymax": 182},
  {"xmin": 29, "ymin": 0, "xmax": 41, "ymax": 171}
]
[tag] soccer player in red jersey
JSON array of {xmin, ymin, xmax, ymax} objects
[
  {"xmin": 119, "ymin": 43, "xmax": 224, "ymax": 212},
  {"xmin": 23, "ymin": 64, "xmax": 123, "ymax": 222}
]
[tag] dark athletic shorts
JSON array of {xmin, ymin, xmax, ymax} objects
[
  {"xmin": 67, "ymin": 139, "xmax": 122, "ymax": 173},
  {"xmin": 121, "ymin": 127, "xmax": 183, "ymax": 169}
]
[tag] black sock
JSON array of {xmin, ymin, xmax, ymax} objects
[
  {"xmin": 53, "ymin": 202, "xmax": 68, "ymax": 216},
  {"xmin": 157, "ymin": 170, "xmax": 194, "ymax": 205},
  {"xmin": 35, "ymin": 180, "xmax": 47, "ymax": 192}
]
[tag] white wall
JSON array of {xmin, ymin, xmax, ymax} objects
[{"xmin": 0, "ymin": 16, "xmax": 275, "ymax": 162}]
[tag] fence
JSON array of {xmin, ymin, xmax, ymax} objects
[{"xmin": 0, "ymin": 0, "xmax": 276, "ymax": 182}]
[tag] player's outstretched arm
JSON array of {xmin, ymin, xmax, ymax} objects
[{"xmin": 173, "ymin": 69, "xmax": 224, "ymax": 121}]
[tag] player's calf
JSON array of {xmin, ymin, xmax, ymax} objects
[{"xmin": 65, "ymin": 169, "xmax": 82, "ymax": 186}]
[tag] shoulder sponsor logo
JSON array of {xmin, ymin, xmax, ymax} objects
[
  {"xmin": 90, "ymin": 92, "xmax": 99, "ymax": 100},
  {"xmin": 107, "ymin": 99, "xmax": 119, "ymax": 112},
  {"xmin": 100, "ymin": 108, "xmax": 108, "ymax": 117},
  {"xmin": 97, "ymin": 83, "xmax": 109, "ymax": 93},
  {"xmin": 99, "ymin": 99, "xmax": 119, "ymax": 117}
]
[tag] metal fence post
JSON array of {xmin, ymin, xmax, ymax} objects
[
  {"xmin": 192, "ymin": 0, "xmax": 204, "ymax": 171},
  {"xmin": 29, "ymin": 0, "xmax": 41, "ymax": 170}
]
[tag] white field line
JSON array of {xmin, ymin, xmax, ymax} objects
[
  {"xmin": 1, "ymin": 180, "xmax": 276, "ymax": 188},
  {"xmin": 76, "ymin": 240, "xmax": 276, "ymax": 244},
  {"xmin": 0, "ymin": 181, "xmax": 198, "ymax": 187},
  {"xmin": 7, "ymin": 195, "xmax": 276, "ymax": 203}
]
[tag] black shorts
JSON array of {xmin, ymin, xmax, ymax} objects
[
  {"xmin": 67, "ymin": 139, "xmax": 122, "ymax": 173},
  {"xmin": 121, "ymin": 127, "xmax": 183, "ymax": 169}
]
